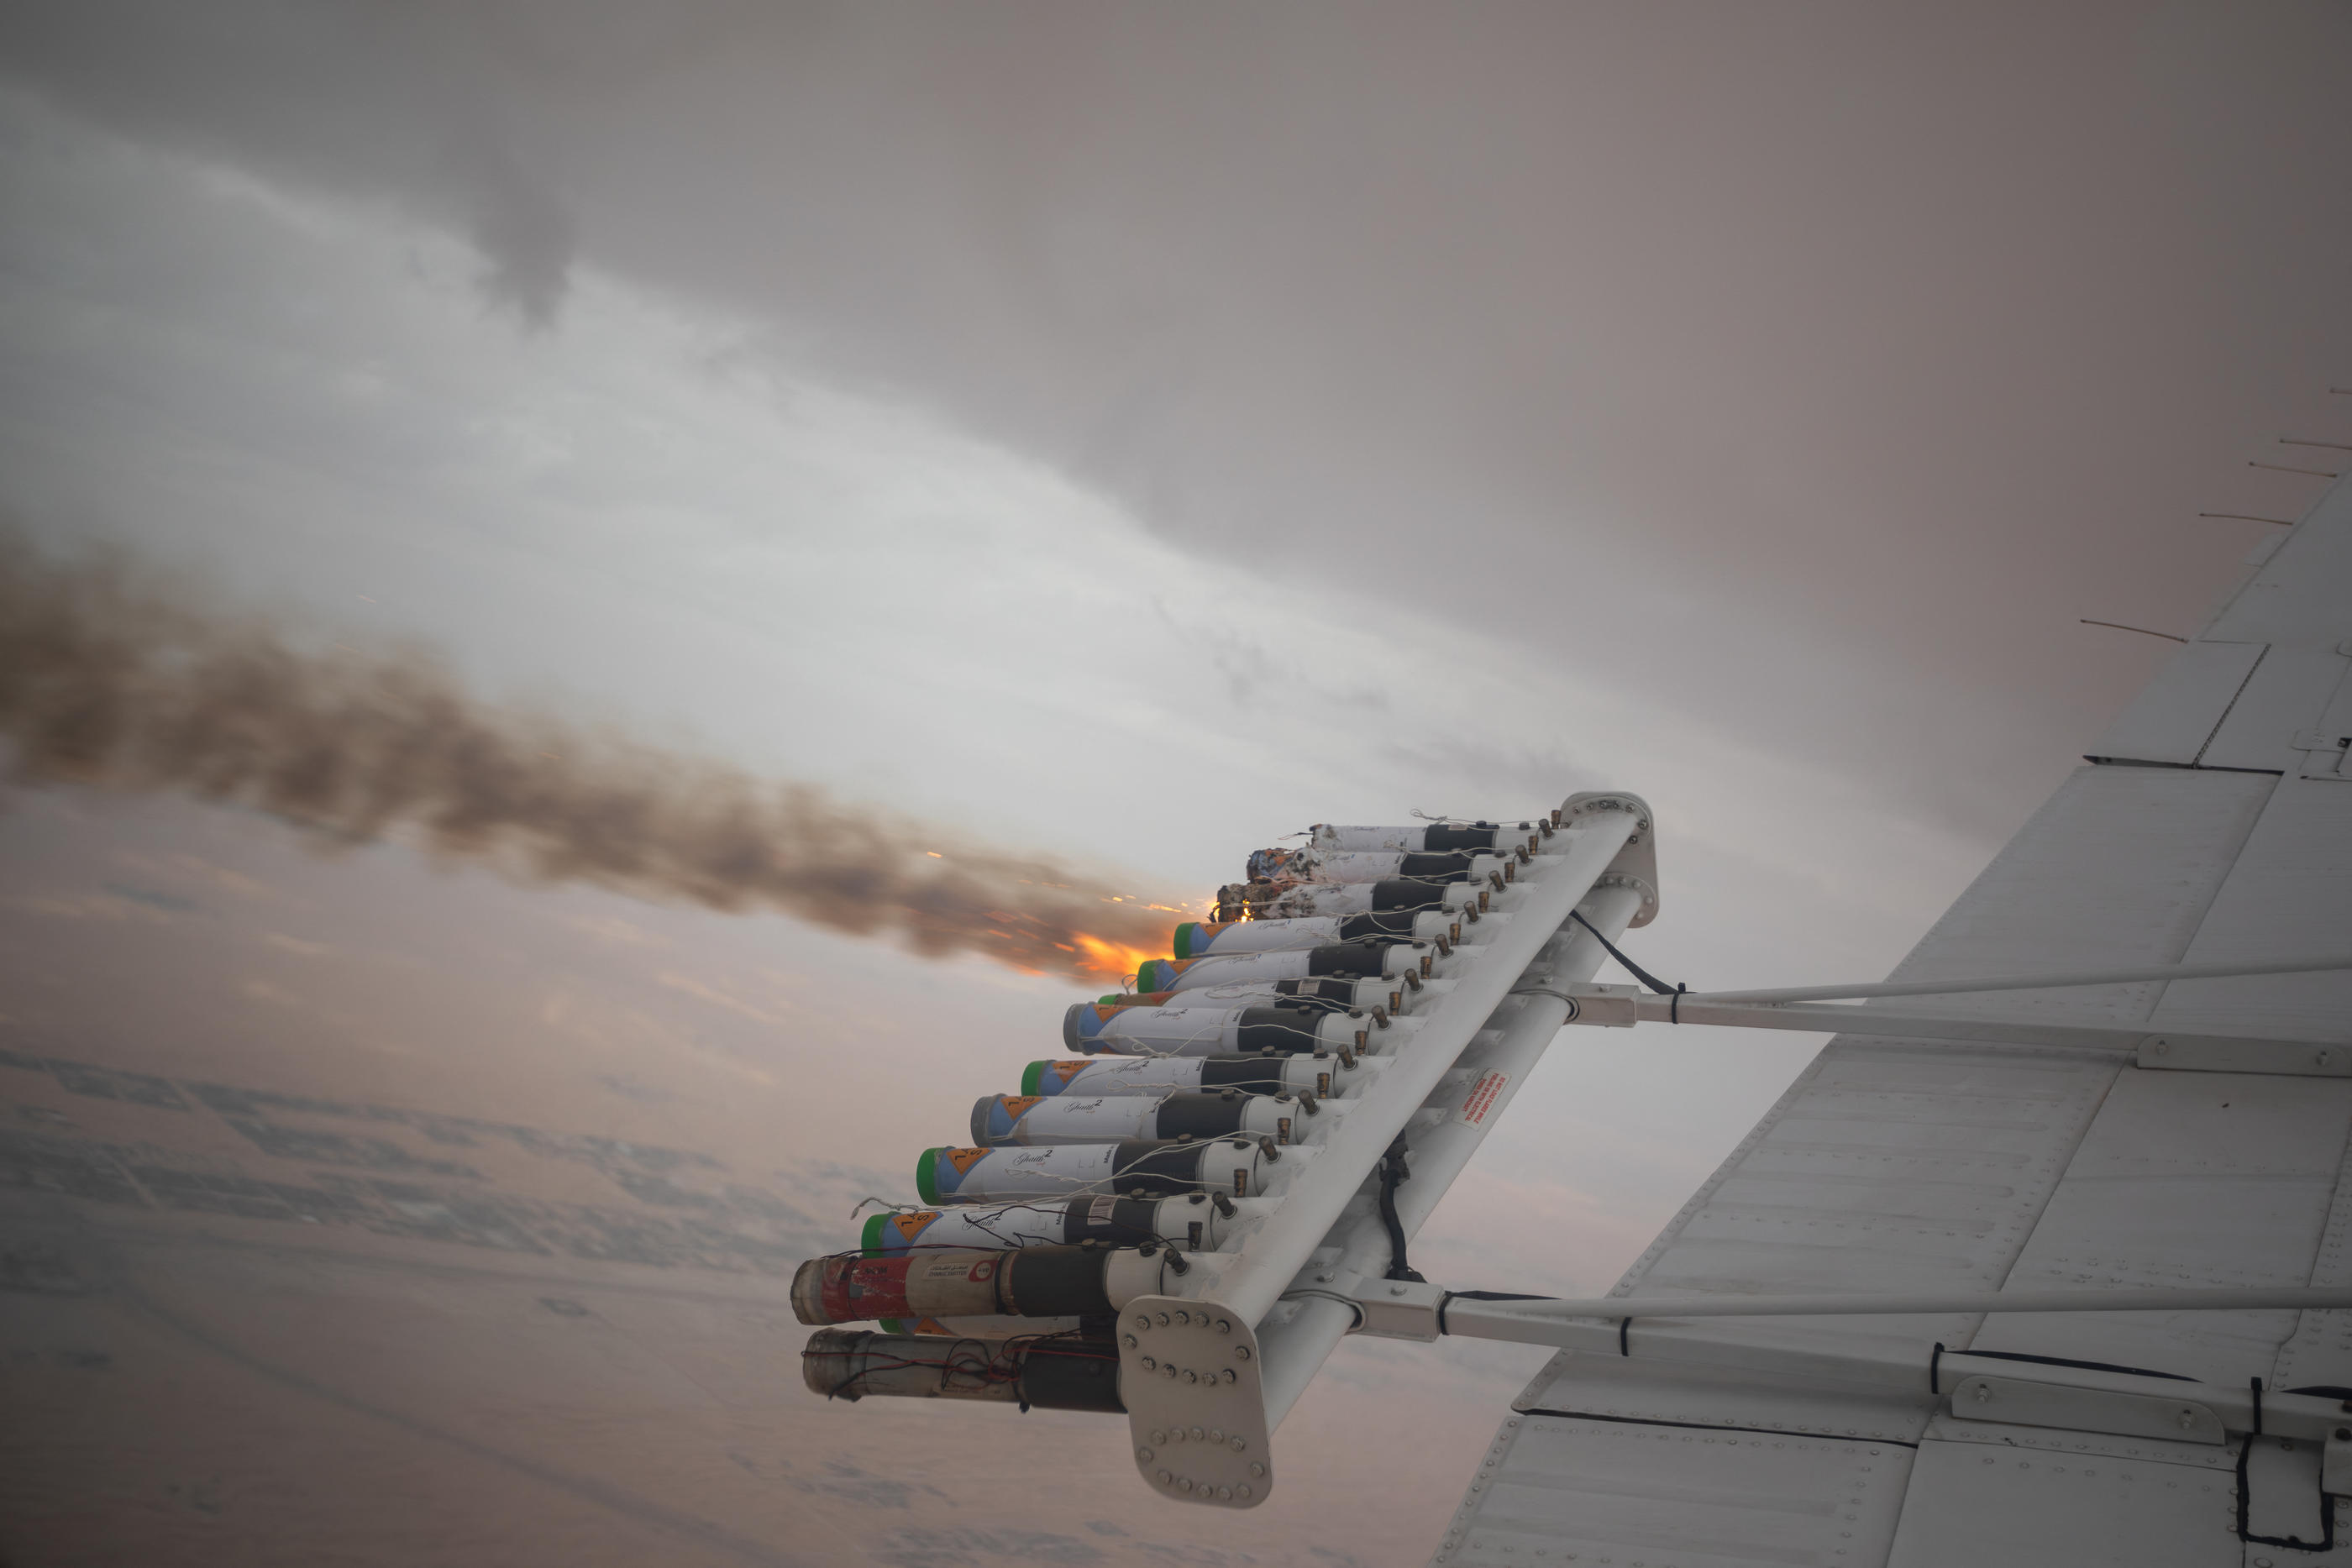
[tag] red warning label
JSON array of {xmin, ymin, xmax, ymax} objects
[{"xmin": 1456, "ymin": 1069, "xmax": 1511, "ymax": 1128}]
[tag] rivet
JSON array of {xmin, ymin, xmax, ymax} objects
[
  {"xmin": 1250, "ymin": 1461, "xmax": 1266, "ymax": 1477},
  {"xmin": 1140, "ymin": 1356, "xmax": 1158, "ymax": 1371},
  {"xmin": 1137, "ymin": 1446, "xmax": 1154, "ymax": 1461}
]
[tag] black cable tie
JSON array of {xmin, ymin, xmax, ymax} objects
[
  {"xmin": 1378, "ymin": 1135, "xmax": 1426, "ymax": 1282},
  {"xmin": 1569, "ymin": 910, "xmax": 1685, "ymax": 998}
]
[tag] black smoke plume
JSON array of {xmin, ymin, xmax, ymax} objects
[{"xmin": 0, "ymin": 536, "xmax": 1179, "ymax": 978}]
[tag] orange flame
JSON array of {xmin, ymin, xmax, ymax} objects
[{"xmin": 1068, "ymin": 931, "xmax": 1166, "ymax": 982}]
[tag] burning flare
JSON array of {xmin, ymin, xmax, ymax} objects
[{"xmin": 0, "ymin": 533, "xmax": 1179, "ymax": 980}]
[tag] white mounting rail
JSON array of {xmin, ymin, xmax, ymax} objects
[{"xmin": 1183, "ymin": 798, "xmax": 1642, "ymax": 1329}]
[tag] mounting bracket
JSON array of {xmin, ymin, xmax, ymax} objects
[{"xmin": 1118, "ymin": 1294, "xmax": 1273, "ymax": 1508}]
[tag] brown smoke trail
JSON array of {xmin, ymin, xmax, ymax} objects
[{"xmin": 0, "ymin": 536, "xmax": 1183, "ymax": 979}]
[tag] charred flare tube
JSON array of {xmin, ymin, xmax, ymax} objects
[
  {"xmin": 972, "ymin": 1088, "xmax": 1310, "ymax": 1147},
  {"xmin": 1108, "ymin": 976, "xmax": 1398, "ymax": 1012},
  {"xmin": 1024, "ymin": 1053, "xmax": 1351, "ymax": 1099},
  {"xmin": 793, "ymin": 1243, "xmax": 1177, "ymax": 1327},
  {"xmin": 801, "ymin": 1329, "xmax": 1123, "ymax": 1411},
  {"xmin": 1063, "ymin": 1000, "xmax": 1366, "ymax": 1058},
  {"xmin": 862, "ymin": 1191, "xmax": 1235, "ymax": 1254},
  {"xmin": 1171, "ymin": 911, "xmax": 1457, "ymax": 958},
  {"xmin": 1247, "ymin": 847, "xmax": 1509, "ymax": 887},
  {"xmin": 1219, "ymin": 878, "xmax": 1485, "ymax": 924},
  {"xmin": 1136, "ymin": 941, "xmax": 1420, "ymax": 995},
  {"xmin": 1309, "ymin": 821, "xmax": 1545, "ymax": 856},
  {"xmin": 916, "ymin": 1136, "xmax": 1269, "ymax": 1205}
]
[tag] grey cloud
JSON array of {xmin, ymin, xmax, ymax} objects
[{"xmin": 4, "ymin": 0, "xmax": 2352, "ymax": 851}]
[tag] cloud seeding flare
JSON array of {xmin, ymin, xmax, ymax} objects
[{"xmin": 0, "ymin": 536, "xmax": 1176, "ymax": 978}]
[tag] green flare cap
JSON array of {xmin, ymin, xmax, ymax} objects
[
  {"xmin": 1020, "ymin": 1061, "xmax": 1046, "ymax": 1097},
  {"xmin": 915, "ymin": 1147, "xmax": 942, "ymax": 1206}
]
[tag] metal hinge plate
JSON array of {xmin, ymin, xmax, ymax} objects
[
  {"xmin": 2137, "ymin": 1036, "xmax": 2352, "ymax": 1077},
  {"xmin": 1950, "ymin": 1373, "xmax": 2225, "ymax": 1445},
  {"xmin": 1119, "ymin": 1296, "xmax": 1272, "ymax": 1508}
]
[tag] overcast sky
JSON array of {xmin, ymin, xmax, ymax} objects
[{"xmin": 3, "ymin": 5, "xmax": 2351, "ymax": 1564}]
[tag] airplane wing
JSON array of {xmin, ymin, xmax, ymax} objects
[{"xmin": 1433, "ymin": 480, "xmax": 2352, "ymax": 1566}]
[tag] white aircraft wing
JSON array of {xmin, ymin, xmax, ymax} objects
[{"xmin": 1435, "ymin": 483, "xmax": 2352, "ymax": 1566}]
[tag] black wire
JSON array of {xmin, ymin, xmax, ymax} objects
[
  {"xmin": 1568, "ymin": 910, "xmax": 1687, "ymax": 999},
  {"xmin": 1378, "ymin": 1135, "xmax": 1425, "ymax": 1282}
]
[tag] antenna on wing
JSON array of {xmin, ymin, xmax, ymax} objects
[{"xmin": 2079, "ymin": 619, "xmax": 2187, "ymax": 642}]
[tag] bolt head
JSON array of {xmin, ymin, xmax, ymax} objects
[
  {"xmin": 1249, "ymin": 1461, "xmax": 1266, "ymax": 1477},
  {"xmin": 1236, "ymin": 1345, "xmax": 1252, "ymax": 1360},
  {"xmin": 1133, "ymin": 1314, "xmax": 1151, "ymax": 1330},
  {"xmin": 1121, "ymin": 1334, "xmax": 1138, "ymax": 1349},
  {"xmin": 1137, "ymin": 1446, "xmax": 1154, "ymax": 1461}
]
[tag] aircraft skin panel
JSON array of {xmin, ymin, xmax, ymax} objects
[
  {"xmin": 1881, "ymin": 1437, "xmax": 2244, "ymax": 1568},
  {"xmin": 1440, "ymin": 475, "xmax": 2352, "ymax": 1565},
  {"xmin": 2089, "ymin": 639, "xmax": 2265, "ymax": 766},
  {"xmin": 2148, "ymin": 771, "xmax": 2352, "ymax": 1041},
  {"xmin": 1875, "ymin": 765, "xmax": 2276, "ymax": 1022},
  {"xmin": 1969, "ymin": 1065, "xmax": 2352, "ymax": 1386},
  {"xmin": 1433, "ymin": 1413, "xmax": 1919, "ymax": 1568},
  {"xmin": 1568, "ymin": 1041, "xmax": 2118, "ymax": 1366}
]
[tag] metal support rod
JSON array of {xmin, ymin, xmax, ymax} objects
[
  {"xmin": 2281, "ymin": 437, "xmax": 2352, "ymax": 452},
  {"xmin": 1596, "ymin": 994, "xmax": 2335, "ymax": 1054},
  {"xmin": 2199, "ymin": 512, "xmax": 2297, "ymax": 526},
  {"xmin": 1691, "ymin": 954, "xmax": 2352, "ymax": 1006},
  {"xmin": 2250, "ymin": 460, "xmax": 2341, "ymax": 478},
  {"xmin": 1441, "ymin": 1284, "xmax": 2352, "ymax": 1332}
]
